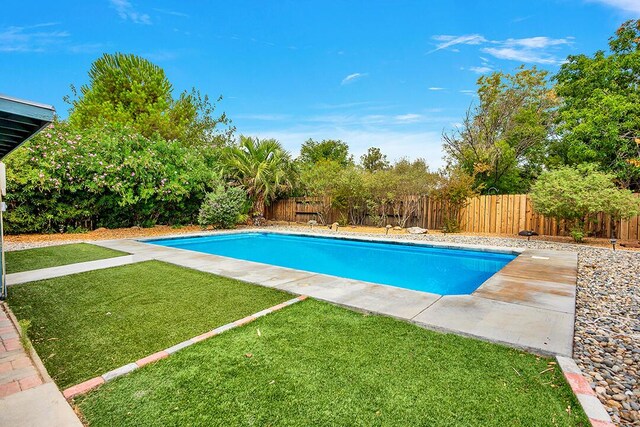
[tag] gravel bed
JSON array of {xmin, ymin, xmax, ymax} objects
[
  {"xmin": 272, "ymin": 226, "xmax": 639, "ymax": 426},
  {"xmin": 4, "ymin": 240, "xmax": 86, "ymax": 252}
]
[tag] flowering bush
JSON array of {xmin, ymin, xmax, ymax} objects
[
  {"xmin": 198, "ymin": 185, "xmax": 248, "ymax": 229},
  {"xmin": 4, "ymin": 121, "xmax": 220, "ymax": 233}
]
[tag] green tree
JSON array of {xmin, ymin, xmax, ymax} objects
[
  {"xmin": 530, "ymin": 164, "xmax": 639, "ymax": 241},
  {"xmin": 298, "ymin": 139, "xmax": 353, "ymax": 166},
  {"xmin": 222, "ymin": 136, "xmax": 296, "ymax": 217},
  {"xmin": 552, "ymin": 20, "xmax": 640, "ymax": 189},
  {"xmin": 433, "ymin": 168, "xmax": 479, "ymax": 232},
  {"xmin": 68, "ymin": 52, "xmax": 232, "ymax": 144},
  {"xmin": 299, "ymin": 160, "xmax": 343, "ymax": 224},
  {"xmin": 443, "ymin": 66, "xmax": 558, "ymax": 193},
  {"xmin": 360, "ymin": 147, "xmax": 390, "ymax": 172}
]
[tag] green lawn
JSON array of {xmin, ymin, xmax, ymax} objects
[
  {"xmin": 7, "ymin": 261, "xmax": 291, "ymax": 388},
  {"xmin": 75, "ymin": 299, "xmax": 588, "ymax": 427},
  {"xmin": 5, "ymin": 243, "xmax": 127, "ymax": 274}
]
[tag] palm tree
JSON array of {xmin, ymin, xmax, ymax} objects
[{"xmin": 222, "ymin": 136, "xmax": 296, "ymax": 217}]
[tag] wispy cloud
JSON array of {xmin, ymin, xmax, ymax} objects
[
  {"xmin": 587, "ymin": 0, "xmax": 640, "ymax": 13},
  {"xmin": 0, "ymin": 23, "xmax": 69, "ymax": 52},
  {"xmin": 430, "ymin": 33, "xmax": 573, "ymax": 65},
  {"xmin": 469, "ymin": 66, "xmax": 493, "ymax": 74},
  {"xmin": 394, "ymin": 113, "xmax": 423, "ymax": 123},
  {"xmin": 153, "ymin": 8, "xmax": 189, "ymax": 18},
  {"xmin": 428, "ymin": 34, "xmax": 487, "ymax": 53},
  {"xmin": 110, "ymin": 0, "xmax": 151, "ymax": 25},
  {"xmin": 428, "ymin": 87, "xmax": 445, "ymax": 91},
  {"xmin": 460, "ymin": 89, "xmax": 476, "ymax": 97},
  {"xmin": 341, "ymin": 72, "xmax": 367, "ymax": 85},
  {"xmin": 235, "ymin": 114, "xmax": 291, "ymax": 121}
]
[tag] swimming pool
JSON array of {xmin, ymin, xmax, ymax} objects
[{"xmin": 146, "ymin": 232, "xmax": 517, "ymax": 295}]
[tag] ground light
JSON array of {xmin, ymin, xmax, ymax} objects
[{"xmin": 0, "ymin": 95, "xmax": 55, "ymax": 299}]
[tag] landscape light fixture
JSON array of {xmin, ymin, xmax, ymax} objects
[{"xmin": 610, "ymin": 237, "xmax": 617, "ymax": 251}]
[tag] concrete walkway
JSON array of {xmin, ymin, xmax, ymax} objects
[
  {"xmin": 6, "ymin": 254, "xmax": 147, "ymax": 286},
  {"xmin": 0, "ymin": 304, "xmax": 82, "ymax": 427},
  {"xmin": 94, "ymin": 230, "xmax": 578, "ymax": 356}
]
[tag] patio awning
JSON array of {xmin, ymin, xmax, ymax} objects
[{"xmin": 0, "ymin": 94, "xmax": 55, "ymax": 159}]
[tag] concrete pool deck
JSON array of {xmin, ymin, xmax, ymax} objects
[{"xmin": 89, "ymin": 229, "xmax": 578, "ymax": 357}]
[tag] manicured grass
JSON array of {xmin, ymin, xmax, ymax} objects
[
  {"xmin": 76, "ymin": 300, "xmax": 588, "ymax": 427},
  {"xmin": 5, "ymin": 243, "xmax": 127, "ymax": 274},
  {"xmin": 7, "ymin": 261, "xmax": 291, "ymax": 388}
]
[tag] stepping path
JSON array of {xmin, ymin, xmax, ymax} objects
[
  {"xmin": 6, "ymin": 254, "xmax": 147, "ymax": 286},
  {"xmin": 0, "ymin": 304, "xmax": 82, "ymax": 427}
]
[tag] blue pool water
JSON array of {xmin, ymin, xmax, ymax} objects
[{"xmin": 147, "ymin": 232, "xmax": 517, "ymax": 295}]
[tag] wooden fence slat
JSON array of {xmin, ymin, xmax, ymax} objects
[{"xmin": 266, "ymin": 194, "xmax": 640, "ymax": 240}]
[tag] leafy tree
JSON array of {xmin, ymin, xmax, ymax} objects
[
  {"xmin": 360, "ymin": 147, "xmax": 390, "ymax": 172},
  {"xmin": 68, "ymin": 52, "xmax": 232, "ymax": 144},
  {"xmin": 333, "ymin": 167, "xmax": 368, "ymax": 225},
  {"xmin": 530, "ymin": 164, "xmax": 639, "ymax": 241},
  {"xmin": 433, "ymin": 168, "xmax": 479, "ymax": 232},
  {"xmin": 222, "ymin": 136, "xmax": 297, "ymax": 216},
  {"xmin": 298, "ymin": 139, "xmax": 353, "ymax": 166},
  {"xmin": 552, "ymin": 20, "xmax": 640, "ymax": 189},
  {"xmin": 298, "ymin": 160, "xmax": 343, "ymax": 224},
  {"xmin": 443, "ymin": 66, "xmax": 558, "ymax": 193},
  {"xmin": 198, "ymin": 185, "xmax": 248, "ymax": 229}
]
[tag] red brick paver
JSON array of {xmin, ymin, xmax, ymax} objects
[
  {"xmin": 136, "ymin": 351, "xmax": 169, "ymax": 367},
  {"xmin": 0, "ymin": 306, "xmax": 45, "ymax": 398},
  {"xmin": 564, "ymin": 372, "xmax": 595, "ymax": 396},
  {"xmin": 62, "ymin": 376, "xmax": 105, "ymax": 399}
]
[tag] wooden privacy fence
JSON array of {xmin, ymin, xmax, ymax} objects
[{"xmin": 265, "ymin": 194, "xmax": 640, "ymax": 240}]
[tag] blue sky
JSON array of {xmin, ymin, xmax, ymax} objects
[{"xmin": 1, "ymin": 1, "xmax": 638, "ymax": 168}]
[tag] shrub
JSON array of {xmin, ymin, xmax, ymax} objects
[
  {"xmin": 198, "ymin": 186, "xmax": 248, "ymax": 229},
  {"xmin": 4, "ymin": 121, "xmax": 220, "ymax": 233},
  {"xmin": 531, "ymin": 164, "xmax": 640, "ymax": 241}
]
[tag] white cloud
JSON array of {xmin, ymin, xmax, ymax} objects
[
  {"xmin": 341, "ymin": 72, "xmax": 367, "ymax": 85},
  {"xmin": 109, "ymin": 0, "xmax": 151, "ymax": 25},
  {"xmin": 428, "ymin": 87, "xmax": 445, "ymax": 91},
  {"xmin": 469, "ymin": 66, "xmax": 493, "ymax": 74},
  {"xmin": 429, "ymin": 34, "xmax": 487, "ymax": 53},
  {"xmin": 588, "ymin": 0, "xmax": 640, "ymax": 13},
  {"xmin": 153, "ymin": 8, "xmax": 189, "ymax": 18},
  {"xmin": 394, "ymin": 114, "xmax": 423, "ymax": 123},
  {"xmin": 503, "ymin": 36, "xmax": 572, "ymax": 49},
  {"xmin": 482, "ymin": 47, "xmax": 560, "ymax": 64},
  {"xmin": 430, "ymin": 32, "xmax": 573, "ymax": 65},
  {"xmin": 0, "ymin": 23, "xmax": 69, "ymax": 53}
]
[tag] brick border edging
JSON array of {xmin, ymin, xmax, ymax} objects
[
  {"xmin": 556, "ymin": 356, "xmax": 615, "ymax": 427},
  {"xmin": 62, "ymin": 295, "xmax": 307, "ymax": 399}
]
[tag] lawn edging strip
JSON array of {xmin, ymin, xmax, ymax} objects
[
  {"xmin": 62, "ymin": 295, "xmax": 307, "ymax": 400},
  {"xmin": 556, "ymin": 356, "xmax": 614, "ymax": 427}
]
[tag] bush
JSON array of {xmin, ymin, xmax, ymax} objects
[
  {"xmin": 4, "ymin": 121, "xmax": 220, "ymax": 233},
  {"xmin": 198, "ymin": 186, "xmax": 247, "ymax": 229},
  {"xmin": 531, "ymin": 164, "xmax": 640, "ymax": 241}
]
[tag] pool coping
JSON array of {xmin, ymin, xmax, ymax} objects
[{"xmin": 92, "ymin": 228, "xmax": 577, "ymax": 357}]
